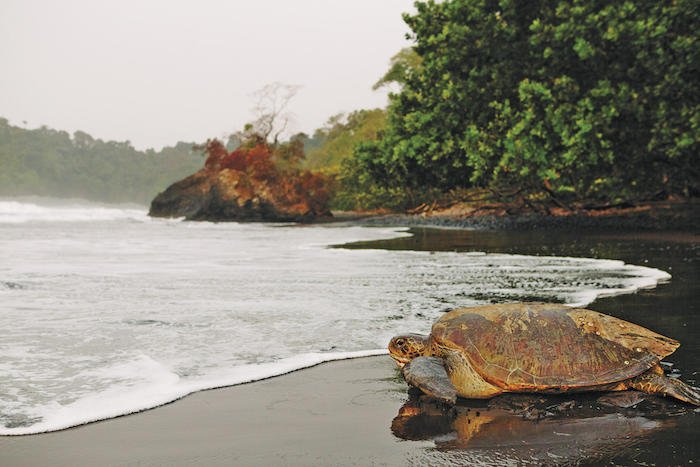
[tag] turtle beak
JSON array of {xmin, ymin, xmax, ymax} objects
[{"xmin": 390, "ymin": 354, "xmax": 409, "ymax": 368}]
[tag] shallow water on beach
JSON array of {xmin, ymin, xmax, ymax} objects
[{"xmin": 0, "ymin": 200, "xmax": 675, "ymax": 435}]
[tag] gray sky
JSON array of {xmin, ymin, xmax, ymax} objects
[{"xmin": 0, "ymin": 0, "xmax": 415, "ymax": 149}]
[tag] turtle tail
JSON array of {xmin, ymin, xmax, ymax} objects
[{"xmin": 628, "ymin": 370, "xmax": 700, "ymax": 406}]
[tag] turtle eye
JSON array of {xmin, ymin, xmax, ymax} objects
[{"xmin": 395, "ymin": 338, "xmax": 405, "ymax": 347}]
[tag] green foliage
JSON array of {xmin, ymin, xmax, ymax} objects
[
  {"xmin": 303, "ymin": 109, "xmax": 387, "ymax": 171},
  {"xmin": 300, "ymin": 109, "xmax": 406, "ymax": 210},
  {"xmin": 352, "ymin": 0, "xmax": 699, "ymax": 205},
  {"xmin": 333, "ymin": 145, "xmax": 415, "ymax": 211},
  {"xmin": 373, "ymin": 47, "xmax": 423, "ymax": 90},
  {"xmin": 0, "ymin": 118, "xmax": 203, "ymax": 204}
]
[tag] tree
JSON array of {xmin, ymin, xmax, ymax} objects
[
  {"xmin": 304, "ymin": 109, "xmax": 387, "ymax": 171},
  {"xmin": 372, "ymin": 47, "xmax": 423, "ymax": 91},
  {"xmin": 354, "ymin": 0, "xmax": 699, "ymax": 206},
  {"xmin": 237, "ymin": 82, "xmax": 302, "ymax": 146}
]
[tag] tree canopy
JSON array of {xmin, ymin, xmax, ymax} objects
[
  {"xmin": 303, "ymin": 109, "xmax": 386, "ymax": 171},
  {"xmin": 351, "ymin": 0, "xmax": 699, "ymax": 207}
]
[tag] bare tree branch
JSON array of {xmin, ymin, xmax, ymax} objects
[{"xmin": 244, "ymin": 82, "xmax": 302, "ymax": 146}]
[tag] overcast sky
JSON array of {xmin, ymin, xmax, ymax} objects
[{"xmin": 0, "ymin": 0, "xmax": 415, "ymax": 150}]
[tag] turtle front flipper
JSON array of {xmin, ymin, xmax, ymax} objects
[
  {"xmin": 402, "ymin": 356, "xmax": 458, "ymax": 405},
  {"xmin": 627, "ymin": 369, "xmax": 700, "ymax": 406}
]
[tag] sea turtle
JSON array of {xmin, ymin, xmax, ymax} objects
[{"xmin": 388, "ymin": 303, "xmax": 700, "ymax": 405}]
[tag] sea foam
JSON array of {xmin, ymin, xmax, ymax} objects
[
  {"xmin": 0, "ymin": 200, "xmax": 149, "ymax": 224},
  {"xmin": 2, "ymin": 350, "xmax": 386, "ymax": 435}
]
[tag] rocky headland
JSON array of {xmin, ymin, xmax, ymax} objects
[{"xmin": 149, "ymin": 140, "xmax": 332, "ymax": 222}]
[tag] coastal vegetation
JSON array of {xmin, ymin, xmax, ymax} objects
[
  {"xmin": 345, "ymin": 0, "xmax": 699, "ymax": 211},
  {"xmin": 301, "ymin": 109, "xmax": 400, "ymax": 210},
  {"xmin": 3, "ymin": 1, "xmax": 697, "ymax": 216},
  {"xmin": 0, "ymin": 118, "xmax": 201, "ymax": 204}
]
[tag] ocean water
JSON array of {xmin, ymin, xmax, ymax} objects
[{"xmin": 0, "ymin": 200, "xmax": 672, "ymax": 435}]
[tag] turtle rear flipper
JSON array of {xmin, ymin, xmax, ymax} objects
[
  {"xmin": 628, "ymin": 370, "xmax": 700, "ymax": 406},
  {"xmin": 402, "ymin": 356, "xmax": 457, "ymax": 405}
]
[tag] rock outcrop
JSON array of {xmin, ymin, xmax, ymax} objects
[
  {"xmin": 148, "ymin": 137, "xmax": 335, "ymax": 223},
  {"xmin": 149, "ymin": 166, "xmax": 332, "ymax": 221}
]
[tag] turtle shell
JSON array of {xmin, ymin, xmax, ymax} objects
[{"xmin": 430, "ymin": 303, "xmax": 680, "ymax": 391}]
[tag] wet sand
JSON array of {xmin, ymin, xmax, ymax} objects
[{"xmin": 0, "ymin": 357, "xmax": 429, "ymax": 466}]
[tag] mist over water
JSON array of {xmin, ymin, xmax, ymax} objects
[{"xmin": 0, "ymin": 200, "xmax": 671, "ymax": 435}]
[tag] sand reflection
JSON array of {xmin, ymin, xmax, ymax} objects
[{"xmin": 391, "ymin": 391, "xmax": 686, "ymax": 465}]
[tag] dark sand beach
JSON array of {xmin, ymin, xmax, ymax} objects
[
  {"xmin": 1, "ymin": 356, "xmax": 418, "ymax": 466},
  {"xmin": 1, "ymin": 227, "xmax": 698, "ymax": 466}
]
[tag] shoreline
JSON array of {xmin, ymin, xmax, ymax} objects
[
  {"xmin": 3, "ymin": 354, "xmax": 697, "ymax": 466},
  {"xmin": 0, "ymin": 349, "xmax": 390, "ymax": 437},
  {"xmin": 1, "ymin": 219, "xmax": 697, "ymax": 465},
  {"xmin": 332, "ymin": 199, "xmax": 699, "ymax": 232},
  {"xmin": 0, "ymin": 356, "xmax": 417, "ymax": 467}
]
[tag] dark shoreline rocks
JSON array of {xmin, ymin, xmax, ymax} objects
[{"xmin": 332, "ymin": 200, "xmax": 699, "ymax": 233}]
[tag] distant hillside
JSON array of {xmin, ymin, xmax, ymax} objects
[{"xmin": 0, "ymin": 118, "xmax": 203, "ymax": 204}]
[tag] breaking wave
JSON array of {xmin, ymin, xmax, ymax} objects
[{"xmin": 0, "ymin": 200, "xmax": 149, "ymax": 224}]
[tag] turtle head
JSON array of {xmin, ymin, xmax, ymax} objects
[{"xmin": 388, "ymin": 333, "xmax": 430, "ymax": 368}]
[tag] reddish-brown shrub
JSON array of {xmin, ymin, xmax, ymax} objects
[
  {"xmin": 202, "ymin": 139, "xmax": 229, "ymax": 171},
  {"xmin": 220, "ymin": 144, "xmax": 276, "ymax": 180},
  {"xmin": 199, "ymin": 139, "xmax": 331, "ymax": 215}
]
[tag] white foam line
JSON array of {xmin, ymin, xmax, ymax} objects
[
  {"xmin": 566, "ymin": 264, "xmax": 671, "ymax": 307},
  {"xmin": 463, "ymin": 254, "xmax": 671, "ymax": 308},
  {"xmin": 0, "ymin": 349, "xmax": 388, "ymax": 436},
  {"xmin": 0, "ymin": 200, "xmax": 150, "ymax": 224}
]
